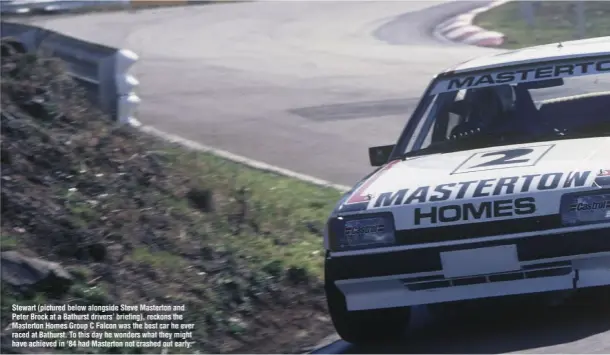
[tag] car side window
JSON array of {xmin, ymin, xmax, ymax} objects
[
  {"xmin": 419, "ymin": 90, "xmax": 466, "ymax": 149},
  {"xmin": 405, "ymin": 95, "xmax": 439, "ymax": 153}
]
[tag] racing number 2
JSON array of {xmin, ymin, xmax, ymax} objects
[
  {"xmin": 470, "ymin": 148, "xmax": 534, "ymax": 168},
  {"xmin": 451, "ymin": 144, "xmax": 555, "ymax": 174}
]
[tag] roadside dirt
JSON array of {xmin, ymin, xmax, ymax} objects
[{"xmin": 0, "ymin": 45, "xmax": 335, "ymax": 354}]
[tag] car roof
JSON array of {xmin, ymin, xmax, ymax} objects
[{"xmin": 444, "ymin": 36, "xmax": 610, "ymax": 75}]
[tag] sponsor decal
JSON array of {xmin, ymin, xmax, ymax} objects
[
  {"xmin": 569, "ymin": 200, "xmax": 610, "ymax": 212},
  {"xmin": 414, "ymin": 197, "xmax": 536, "ymax": 226},
  {"xmin": 594, "ymin": 169, "xmax": 610, "ymax": 187},
  {"xmin": 341, "ymin": 216, "xmax": 394, "ymax": 247},
  {"xmin": 372, "ymin": 170, "xmax": 592, "ymax": 208},
  {"xmin": 344, "ymin": 159, "xmax": 401, "ymax": 205},
  {"xmin": 452, "ymin": 145, "xmax": 554, "ymax": 174},
  {"xmin": 561, "ymin": 191, "xmax": 610, "ymax": 225},
  {"xmin": 344, "ymin": 223, "xmax": 385, "ymax": 239},
  {"xmin": 431, "ymin": 59, "xmax": 610, "ymax": 94}
]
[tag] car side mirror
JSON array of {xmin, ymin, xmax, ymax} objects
[{"xmin": 368, "ymin": 144, "xmax": 395, "ymax": 167}]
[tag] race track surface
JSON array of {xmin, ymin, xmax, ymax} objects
[
  {"xmin": 28, "ymin": 1, "xmax": 610, "ymax": 353},
  {"xmin": 29, "ymin": 0, "xmax": 495, "ymax": 186},
  {"xmin": 313, "ymin": 290, "xmax": 610, "ymax": 354}
]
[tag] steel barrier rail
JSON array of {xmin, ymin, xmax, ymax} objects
[
  {"xmin": 0, "ymin": 1, "xmax": 131, "ymax": 15},
  {"xmin": 0, "ymin": 0, "xmax": 221, "ymax": 14},
  {"xmin": 1, "ymin": 21, "xmax": 140, "ymax": 124}
]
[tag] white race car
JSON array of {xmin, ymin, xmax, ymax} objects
[{"xmin": 323, "ymin": 37, "xmax": 610, "ymax": 344}]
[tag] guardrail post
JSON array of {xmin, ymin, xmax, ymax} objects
[
  {"xmin": 98, "ymin": 55, "xmax": 117, "ymax": 116},
  {"xmin": 114, "ymin": 49, "xmax": 141, "ymax": 125}
]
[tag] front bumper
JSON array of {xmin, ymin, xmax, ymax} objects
[{"xmin": 326, "ymin": 227, "xmax": 610, "ymax": 311}]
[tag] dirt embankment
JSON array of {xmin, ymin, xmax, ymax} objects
[{"xmin": 1, "ymin": 45, "xmax": 335, "ymax": 354}]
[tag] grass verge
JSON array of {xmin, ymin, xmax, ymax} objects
[
  {"xmin": 0, "ymin": 46, "xmax": 341, "ymax": 353},
  {"xmin": 474, "ymin": 1, "xmax": 610, "ymax": 49}
]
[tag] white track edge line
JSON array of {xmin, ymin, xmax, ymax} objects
[{"xmin": 131, "ymin": 121, "xmax": 352, "ymax": 193}]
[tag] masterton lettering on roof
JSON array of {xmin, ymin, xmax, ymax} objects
[{"xmin": 431, "ymin": 58, "xmax": 610, "ymax": 95}]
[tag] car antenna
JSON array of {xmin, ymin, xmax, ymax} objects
[{"xmin": 557, "ymin": 42, "xmax": 564, "ymax": 48}]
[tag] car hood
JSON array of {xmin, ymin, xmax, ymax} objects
[{"xmin": 337, "ymin": 137, "xmax": 610, "ymax": 230}]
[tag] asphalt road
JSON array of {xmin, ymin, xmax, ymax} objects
[
  {"xmin": 27, "ymin": 1, "xmax": 610, "ymax": 353},
  {"xmin": 313, "ymin": 290, "xmax": 610, "ymax": 354},
  {"xmin": 27, "ymin": 0, "xmax": 496, "ymax": 186}
]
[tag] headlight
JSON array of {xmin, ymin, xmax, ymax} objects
[
  {"xmin": 560, "ymin": 191, "xmax": 610, "ymax": 226},
  {"xmin": 329, "ymin": 213, "xmax": 395, "ymax": 251}
]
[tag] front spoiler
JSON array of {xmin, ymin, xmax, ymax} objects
[{"xmin": 334, "ymin": 253, "xmax": 610, "ymax": 311}]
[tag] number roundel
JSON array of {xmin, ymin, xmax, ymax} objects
[
  {"xmin": 470, "ymin": 148, "xmax": 534, "ymax": 168},
  {"xmin": 452, "ymin": 144, "xmax": 555, "ymax": 174}
]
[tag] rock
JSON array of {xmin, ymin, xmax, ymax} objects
[
  {"xmin": 273, "ymin": 238, "xmax": 288, "ymax": 246},
  {"xmin": 201, "ymin": 259, "xmax": 228, "ymax": 273},
  {"xmin": 87, "ymin": 243, "xmax": 107, "ymax": 262},
  {"xmin": 305, "ymin": 221, "xmax": 323, "ymax": 235},
  {"xmin": 1, "ymin": 251, "xmax": 73, "ymax": 296},
  {"xmin": 1, "ymin": 147, "xmax": 11, "ymax": 165},
  {"xmin": 228, "ymin": 316, "xmax": 248, "ymax": 331},
  {"xmin": 186, "ymin": 188, "xmax": 214, "ymax": 213},
  {"xmin": 200, "ymin": 246, "xmax": 215, "ymax": 260},
  {"xmin": 20, "ymin": 93, "xmax": 53, "ymax": 121},
  {"xmin": 286, "ymin": 266, "xmax": 309, "ymax": 285}
]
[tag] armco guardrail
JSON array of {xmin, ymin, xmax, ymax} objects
[
  {"xmin": 0, "ymin": 1, "xmax": 129, "ymax": 15},
  {"xmin": 1, "ymin": 21, "xmax": 140, "ymax": 124},
  {"xmin": 0, "ymin": 0, "xmax": 208, "ymax": 15}
]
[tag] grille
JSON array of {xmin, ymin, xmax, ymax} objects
[
  {"xmin": 326, "ymin": 228, "xmax": 609, "ymax": 281},
  {"xmin": 395, "ymin": 215, "xmax": 561, "ymax": 246},
  {"xmin": 402, "ymin": 262, "xmax": 573, "ymax": 291}
]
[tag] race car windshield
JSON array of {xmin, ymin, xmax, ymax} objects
[{"xmin": 399, "ymin": 63, "xmax": 610, "ymax": 159}]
